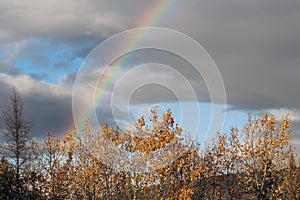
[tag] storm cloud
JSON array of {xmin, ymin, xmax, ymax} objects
[{"xmin": 0, "ymin": 0, "xmax": 300, "ymax": 148}]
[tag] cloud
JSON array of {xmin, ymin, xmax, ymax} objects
[
  {"xmin": 0, "ymin": 0, "xmax": 300, "ymax": 150},
  {"xmin": 76, "ymin": 49, "xmax": 211, "ymax": 104},
  {"xmin": 165, "ymin": 0, "xmax": 300, "ymax": 110},
  {"xmin": 0, "ymin": 0, "xmax": 129, "ymax": 43},
  {"xmin": 60, "ymin": 73, "xmax": 76, "ymax": 86},
  {"xmin": 0, "ymin": 74, "xmax": 73, "ymax": 137},
  {"xmin": 1, "ymin": 0, "xmax": 299, "ymax": 110},
  {"xmin": 0, "ymin": 60, "xmax": 18, "ymax": 74},
  {"xmin": 0, "ymin": 71, "xmax": 132, "ymax": 138},
  {"xmin": 272, "ymin": 109, "xmax": 300, "ymax": 154}
]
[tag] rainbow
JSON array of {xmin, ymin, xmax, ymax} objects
[
  {"xmin": 71, "ymin": 0, "xmax": 180, "ymax": 136},
  {"xmin": 95, "ymin": 0, "xmax": 180, "ymax": 108}
]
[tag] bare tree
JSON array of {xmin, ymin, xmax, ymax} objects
[{"xmin": 0, "ymin": 87, "xmax": 33, "ymax": 198}]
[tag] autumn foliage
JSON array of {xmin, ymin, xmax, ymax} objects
[{"xmin": 0, "ymin": 94, "xmax": 299, "ymax": 199}]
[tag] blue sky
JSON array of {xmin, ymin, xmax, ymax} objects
[
  {"xmin": 0, "ymin": 0, "xmax": 300, "ymax": 153},
  {"xmin": 8, "ymin": 39, "xmax": 84, "ymax": 83}
]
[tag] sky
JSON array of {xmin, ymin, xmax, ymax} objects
[{"xmin": 0, "ymin": 0, "xmax": 300, "ymax": 153}]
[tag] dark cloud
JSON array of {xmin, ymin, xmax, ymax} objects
[
  {"xmin": 0, "ymin": 73, "xmax": 132, "ymax": 138},
  {"xmin": 108, "ymin": 49, "xmax": 209, "ymax": 104},
  {"xmin": 61, "ymin": 73, "xmax": 76, "ymax": 86},
  {"xmin": 184, "ymin": 0, "xmax": 300, "ymax": 110},
  {"xmin": 0, "ymin": 74, "xmax": 73, "ymax": 137},
  {"xmin": 289, "ymin": 121, "xmax": 300, "ymax": 154},
  {"xmin": 1, "ymin": 0, "xmax": 299, "ymax": 110},
  {"xmin": 0, "ymin": 60, "xmax": 19, "ymax": 74},
  {"xmin": 28, "ymin": 73, "xmax": 48, "ymax": 81},
  {"xmin": 0, "ymin": 0, "xmax": 300, "ymax": 154},
  {"xmin": 0, "ymin": 0, "xmax": 129, "ymax": 43}
]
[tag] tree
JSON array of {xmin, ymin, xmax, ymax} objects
[
  {"xmin": 0, "ymin": 98, "xmax": 296, "ymax": 199},
  {"xmin": 37, "ymin": 110, "xmax": 297, "ymax": 200},
  {"xmin": 237, "ymin": 113, "xmax": 298, "ymax": 199},
  {"xmin": 0, "ymin": 156, "xmax": 16, "ymax": 199},
  {"xmin": 0, "ymin": 87, "xmax": 34, "ymax": 199}
]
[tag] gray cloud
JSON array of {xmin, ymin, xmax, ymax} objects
[
  {"xmin": 184, "ymin": 0, "xmax": 300, "ymax": 110},
  {"xmin": 0, "ymin": 0, "xmax": 129, "ymax": 43},
  {"xmin": 288, "ymin": 120, "xmax": 300, "ymax": 155},
  {"xmin": 0, "ymin": 69, "xmax": 135, "ymax": 137},
  {"xmin": 108, "ymin": 49, "xmax": 209, "ymax": 104},
  {"xmin": 28, "ymin": 73, "xmax": 48, "ymax": 81},
  {"xmin": 0, "ymin": 0, "xmax": 299, "ymax": 110},
  {"xmin": 0, "ymin": 0, "xmax": 300, "ymax": 153},
  {"xmin": 0, "ymin": 74, "xmax": 73, "ymax": 137},
  {"xmin": 60, "ymin": 73, "xmax": 76, "ymax": 86},
  {"xmin": 0, "ymin": 60, "xmax": 19, "ymax": 74}
]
